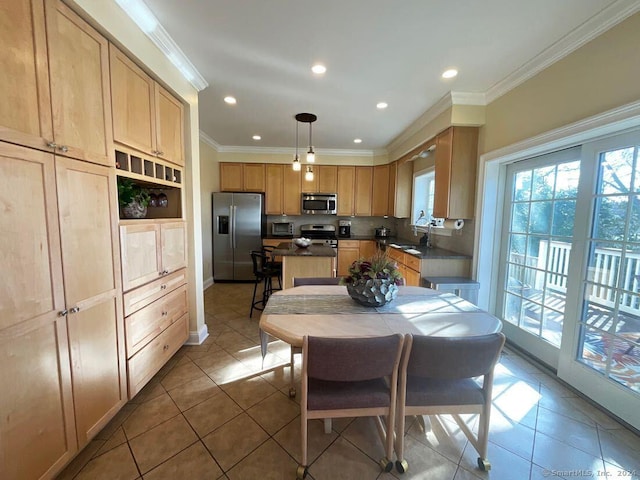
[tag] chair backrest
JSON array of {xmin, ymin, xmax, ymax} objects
[
  {"xmin": 405, "ymin": 333, "xmax": 505, "ymax": 380},
  {"xmin": 250, "ymin": 250, "xmax": 269, "ymax": 276},
  {"xmin": 305, "ymin": 334, "xmax": 404, "ymax": 382},
  {"xmin": 293, "ymin": 277, "xmax": 342, "ymax": 287}
]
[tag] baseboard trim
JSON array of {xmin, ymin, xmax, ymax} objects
[
  {"xmin": 185, "ymin": 323, "xmax": 209, "ymax": 345},
  {"xmin": 203, "ymin": 276, "xmax": 214, "ymax": 290}
]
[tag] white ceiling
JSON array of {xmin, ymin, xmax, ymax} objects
[{"xmin": 141, "ymin": 0, "xmax": 632, "ymax": 153}]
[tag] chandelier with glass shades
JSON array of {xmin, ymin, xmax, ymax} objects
[{"xmin": 293, "ymin": 113, "xmax": 317, "ymax": 181}]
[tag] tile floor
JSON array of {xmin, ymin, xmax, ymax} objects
[{"xmin": 57, "ymin": 283, "xmax": 640, "ymax": 480}]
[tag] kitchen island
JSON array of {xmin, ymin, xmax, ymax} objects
[{"xmin": 272, "ymin": 242, "xmax": 337, "ymax": 289}]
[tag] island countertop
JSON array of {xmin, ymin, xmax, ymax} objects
[{"xmin": 273, "ymin": 242, "xmax": 337, "ymax": 257}]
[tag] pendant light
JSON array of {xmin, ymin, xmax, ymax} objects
[
  {"xmin": 306, "ymin": 121, "xmax": 315, "ymax": 163},
  {"xmin": 305, "ymin": 165, "xmax": 314, "ymax": 182},
  {"xmin": 292, "ymin": 119, "xmax": 301, "ymax": 171},
  {"xmin": 295, "ymin": 113, "xmax": 317, "ymax": 166}
]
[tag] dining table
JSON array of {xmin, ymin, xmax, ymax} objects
[{"xmin": 258, "ymin": 285, "xmax": 503, "ymax": 396}]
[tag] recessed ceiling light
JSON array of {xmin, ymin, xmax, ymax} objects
[
  {"xmin": 311, "ymin": 64, "xmax": 326, "ymax": 74},
  {"xmin": 376, "ymin": 102, "xmax": 388, "ymax": 109},
  {"xmin": 252, "ymin": 135, "xmax": 261, "ymax": 140},
  {"xmin": 224, "ymin": 96, "xmax": 237, "ymax": 104},
  {"xmin": 442, "ymin": 69, "xmax": 458, "ymax": 79},
  {"xmin": 353, "ymin": 138, "xmax": 362, "ymax": 144}
]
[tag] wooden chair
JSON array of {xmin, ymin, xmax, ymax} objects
[
  {"xmin": 297, "ymin": 334, "xmax": 404, "ymax": 479},
  {"xmin": 395, "ymin": 333, "xmax": 505, "ymax": 474}
]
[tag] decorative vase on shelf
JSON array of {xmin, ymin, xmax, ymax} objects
[
  {"xmin": 347, "ymin": 278, "xmax": 398, "ymax": 307},
  {"xmin": 122, "ymin": 200, "xmax": 147, "ymax": 219}
]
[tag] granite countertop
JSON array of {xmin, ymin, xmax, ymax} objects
[
  {"xmin": 272, "ymin": 242, "xmax": 337, "ymax": 257},
  {"xmin": 338, "ymin": 235, "xmax": 470, "ymax": 259},
  {"xmin": 264, "ymin": 235, "xmax": 294, "ymax": 240}
]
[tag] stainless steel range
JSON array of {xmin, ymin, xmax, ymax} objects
[{"xmin": 300, "ymin": 224, "xmax": 338, "ymax": 249}]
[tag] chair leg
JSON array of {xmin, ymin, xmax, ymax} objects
[
  {"xmin": 288, "ymin": 346, "xmax": 296, "ymax": 398},
  {"xmin": 476, "ymin": 404, "xmax": 492, "ymax": 471},
  {"xmin": 297, "ymin": 411, "xmax": 308, "ymax": 479},
  {"xmin": 250, "ymin": 278, "xmax": 259, "ymax": 318}
]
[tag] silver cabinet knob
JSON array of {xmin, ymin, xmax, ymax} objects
[
  {"xmin": 160, "ymin": 284, "xmax": 167, "ymax": 290},
  {"xmin": 162, "ymin": 311, "xmax": 168, "ymax": 316},
  {"xmin": 47, "ymin": 141, "xmax": 57, "ymax": 149},
  {"xmin": 59, "ymin": 145, "xmax": 68, "ymax": 153},
  {"xmin": 58, "ymin": 309, "xmax": 68, "ymax": 317},
  {"xmin": 70, "ymin": 306, "xmax": 80, "ymax": 314}
]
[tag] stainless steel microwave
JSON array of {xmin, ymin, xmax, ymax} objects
[{"xmin": 301, "ymin": 193, "xmax": 337, "ymax": 215}]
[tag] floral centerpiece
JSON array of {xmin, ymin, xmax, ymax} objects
[{"xmin": 341, "ymin": 250, "xmax": 403, "ymax": 307}]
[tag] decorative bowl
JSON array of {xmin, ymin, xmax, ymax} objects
[
  {"xmin": 347, "ymin": 278, "xmax": 398, "ymax": 307},
  {"xmin": 293, "ymin": 237, "xmax": 312, "ymax": 248}
]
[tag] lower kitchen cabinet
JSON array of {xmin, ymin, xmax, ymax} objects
[
  {"xmin": 337, "ymin": 240, "xmax": 360, "ymax": 276},
  {"xmin": 388, "ymin": 248, "xmax": 421, "ymax": 286}
]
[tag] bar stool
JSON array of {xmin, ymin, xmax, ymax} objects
[
  {"xmin": 422, "ymin": 276, "xmax": 480, "ymax": 305},
  {"xmin": 250, "ymin": 250, "xmax": 281, "ymax": 318}
]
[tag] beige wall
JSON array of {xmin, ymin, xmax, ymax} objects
[
  {"xmin": 200, "ymin": 141, "xmax": 219, "ymax": 286},
  {"xmin": 480, "ymin": 12, "xmax": 640, "ymax": 155}
]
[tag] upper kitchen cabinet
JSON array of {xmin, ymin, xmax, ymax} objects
[
  {"xmin": 371, "ymin": 164, "xmax": 390, "ymax": 216},
  {"xmin": 433, "ymin": 127, "xmax": 479, "ymax": 219},
  {"xmin": 354, "ymin": 166, "xmax": 373, "ymax": 216},
  {"xmin": 388, "ymin": 160, "xmax": 412, "ymax": 218},
  {"xmin": 45, "ymin": 0, "xmax": 113, "ymax": 166},
  {"xmin": 265, "ymin": 164, "xmax": 301, "ymax": 215},
  {"xmin": 220, "ymin": 162, "xmax": 265, "ymax": 192},
  {"xmin": 301, "ymin": 165, "xmax": 338, "ymax": 193},
  {"xmin": 110, "ymin": 45, "xmax": 185, "ymax": 166},
  {"xmin": 337, "ymin": 166, "xmax": 355, "ymax": 216},
  {"xmin": 0, "ymin": 0, "xmax": 53, "ymax": 152}
]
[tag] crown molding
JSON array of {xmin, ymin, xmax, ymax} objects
[
  {"xmin": 215, "ymin": 144, "xmax": 383, "ymax": 157},
  {"xmin": 114, "ymin": 0, "xmax": 208, "ymax": 91},
  {"xmin": 450, "ymin": 91, "xmax": 486, "ymax": 105},
  {"xmin": 199, "ymin": 130, "xmax": 221, "ymax": 150},
  {"xmin": 485, "ymin": 0, "xmax": 640, "ymax": 104}
]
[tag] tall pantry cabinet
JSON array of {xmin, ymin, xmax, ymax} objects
[{"xmin": 0, "ymin": 1, "xmax": 126, "ymax": 479}]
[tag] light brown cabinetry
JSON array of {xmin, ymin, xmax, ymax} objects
[
  {"xmin": 110, "ymin": 45, "xmax": 185, "ymax": 166},
  {"xmin": 120, "ymin": 221, "xmax": 187, "ymax": 292},
  {"xmin": 119, "ymin": 220, "xmax": 189, "ymax": 398},
  {"xmin": 388, "ymin": 160, "xmax": 412, "ymax": 218},
  {"xmin": 433, "ymin": 127, "xmax": 479, "ymax": 219},
  {"xmin": 220, "ymin": 162, "xmax": 266, "ymax": 192},
  {"xmin": 265, "ymin": 164, "xmax": 301, "ymax": 215},
  {"xmin": 388, "ymin": 248, "xmax": 421, "ymax": 286},
  {"xmin": 355, "ymin": 166, "xmax": 373, "ymax": 216},
  {"xmin": 301, "ymin": 165, "xmax": 338, "ymax": 193},
  {"xmin": 0, "ymin": 0, "xmax": 113, "ymax": 166},
  {"xmin": 359, "ymin": 240, "xmax": 378, "ymax": 259},
  {"xmin": 372, "ymin": 164, "xmax": 390, "ymax": 216},
  {"xmin": 337, "ymin": 166, "xmax": 355, "ymax": 216},
  {"xmin": 0, "ymin": 142, "xmax": 127, "ymax": 479},
  {"xmin": 337, "ymin": 240, "xmax": 361, "ymax": 276}
]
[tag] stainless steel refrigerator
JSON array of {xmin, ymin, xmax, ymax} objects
[{"xmin": 212, "ymin": 192, "xmax": 265, "ymax": 281}]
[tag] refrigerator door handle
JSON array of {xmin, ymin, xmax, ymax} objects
[{"xmin": 232, "ymin": 205, "xmax": 237, "ymax": 249}]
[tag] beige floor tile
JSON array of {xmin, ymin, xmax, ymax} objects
[
  {"xmin": 122, "ymin": 393, "xmax": 180, "ymax": 439},
  {"xmin": 142, "ymin": 441, "xmax": 223, "ymax": 480},
  {"xmin": 129, "ymin": 381, "xmax": 166, "ymax": 405},
  {"xmin": 167, "ymin": 375, "xmax": 221, "ymax": 411},
  {"xmin": 207, "ymin": 361, "xmax": 255, "ymax": 385},
  {"xmin": 487, "ymin": 415, "xmax": 535, "ymax": 461},
  {"xmin": 406, "ymin": 414, "xmax": 468, "ymax": 465},
  {"xmin": 341, "ymin": 417, "xmax": 391, "ymax": 464},
  {"xmin": 221, "ymin": 375, "xmax": 277, "ymax": 410},
  {"xmin": 459, "ymin": 440, "xmax": 531, "ymax": 480},
  {"xmin": 95, "ymin": 403, "xmax": 138, "ymax": 440},
  {"xmin": 453, "ymin": 466, "xmax": 484, "ymax": 480},
  {"xmin": 226, "ymin": 439, "xmax": 299, "ymax": 480},
  {"xmin": 246, "ymin": 390, "xmax": 300, "ymax": 435},
  {"xmin": 192, "ymin": 348, "xmax": 238, "ymax": 372},
  {"xmin": 597, "ymin": 426, "xmax": 640, "ymax": 471},
  {"xmin": 309, "ymin": 436, "xmax": 387, "ymax": 480},
  {"xmin": 55, "ymin": 439, "xmax": 106, "ymax": 480},
  {"xmin": 536, "ymin": 409, "xmax": 600, "ymax": 457},
  {"xmin": 491, "ymin": 377, "xmax": 540, "ymax": 429},
  {"xmin": 260, "ymin": 365, "xmax": 293, "ymax": 390},
  {"xmin": 538, "ymin": 398, "xmax": 597, "ymax": 427},
  {"xmin": 160, "ymin": 361, "xmax": 207, "ymax": 391},
  {"xmin": 202, "ymin": 413, "xmax": 269, "ymax": 471},
  {"xmin": 129, "ymin": 415, "xmax": 198, "ymax": 474},
  {"xmin": 75, "ymin": 443, "xmax": 139, "ymax": 480},
  {"xmin": 532, "ymin": 431, "xmax": 605, "ymax": 474},
  {"xmin": 273, "ymin": 416, "xmax": 339, "ymax": 464},
  {"xmin": 604, "ymin": 462, "xmax": 640, "ymax": 480},
  {"xmin": 183, "ymin": 392, "xmax": 243, "ymax": 437},
  {"xmin": 94, "ymin": 427, "xmax": 127, "ymax": 457}
]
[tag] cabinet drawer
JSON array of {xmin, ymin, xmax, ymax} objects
[
  {"xmin": 127, "ymin": 313, "xmax": 188, "ymax": 398},
  {"xmin": 338, "ymin": 240, "xmax": 359, "ymax": 248},
  {"xmin": 387, "ymin": 248, "xmax": 404, "ymax": 262},
  {"xmin": 405, "ymin": 254, "xmax": 421, "ymax": 272},
  {"xmin": 125, "ymin": 284, "xmax": 187, "ymax": 358},
  {"xmin": 123, "ymin": 268, "xmax": 187, "ymax": 317}
]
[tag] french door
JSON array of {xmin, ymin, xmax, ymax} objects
[{"xmin": 497, "ymin": 131, "xmax": 640, "ymax": 429}]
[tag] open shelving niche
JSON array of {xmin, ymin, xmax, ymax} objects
[{"xmin": 116, "ymin": 148, "xmax": 183, "ymax": 219}]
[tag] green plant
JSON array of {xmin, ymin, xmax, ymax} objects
[
  {"xmin": 117, "ymin": 177, "xmax": 150, "ymax": 207},
  {"xmin": 341, "ymin": 250, "xmax": 403, "ymax": 286}
]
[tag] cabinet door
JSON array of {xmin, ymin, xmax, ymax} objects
[
  {"xmin": 434, "ymin": 128, "xmax": 453, "ymax": 218},
  {"xmin": 155, "ymin": 84, "xmax": 184, "ymax": 166},
  {"xmin": 110, "ymin": 44, "xmax": 155, "ymax": 156},
  {"xmin": 337, "ymin": 166, "xmax": 355, "ymax": 216},
  {"xmin": 243, "ymin": 163, "xmax": 265, "ymax": 192},
  {"xmin": 354, "ymin": 166, "xmax": 373, "ymax": 216},
  {"xmin": 0, "ymin": 0, "xmax": 53, "ymax": 152},
  {"xmin": 265, "ymin": 164, "xmax": 284, "ymax": 214},
  {"xmin": 0, "ymin": 143, "xmax": 77, "ymax": 480},
  {"xmin": 337, "ymin": 246, "xmax": 360, "ymax": 277},
  {"xmin": 388, "ymin": 161, "xmax": 397, "ymax": 217},
  {"xmin": 46, "ymin": 0, "xmax": 113, "ymax": 166},
  {"xmin": 55, "ymin": 156, "xmax": 126, "ymax": 446},
  {"xmin": 301, "ymin": 167, "xmax": 318, "ymax": 193},
  {"xmin": 359, "ymin": 240, "xmax": 378, "ymax": 259},
  {"xmin": 283, "ymin": 167, "xmax": 302, "ymax": 215},
  {"xmin": 317, "ymin": 165, "xmax": 338, "ymax": 193},
  {"xmin": 393, "ymin": 160, "xmax": 413, "ymax": 218},
  {"xmin": 120, "ymin": 223, "xmax": 162, "ymax": 291},
  {"xmin": 161, "ymin": 221, "xmax": 187, "ymax": 274},
  {"xmin": 372, "ymin": 164, "xmax": 389, "ymax": 216},
  {"xmin": 220, "ymin": 163, "xmax": 244, "ymax": 191}
]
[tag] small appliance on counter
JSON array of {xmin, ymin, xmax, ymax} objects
[
  {"xmin": 338, "ymin": 220, "xmax": 351, "ymax": 237},
  {"xmin": 375, "ymin": 225, "xmax": 391, "ymax": 238},
  {"xmin": 272, "ymin": 221, "xmax": 294, "ymax": 237}
]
